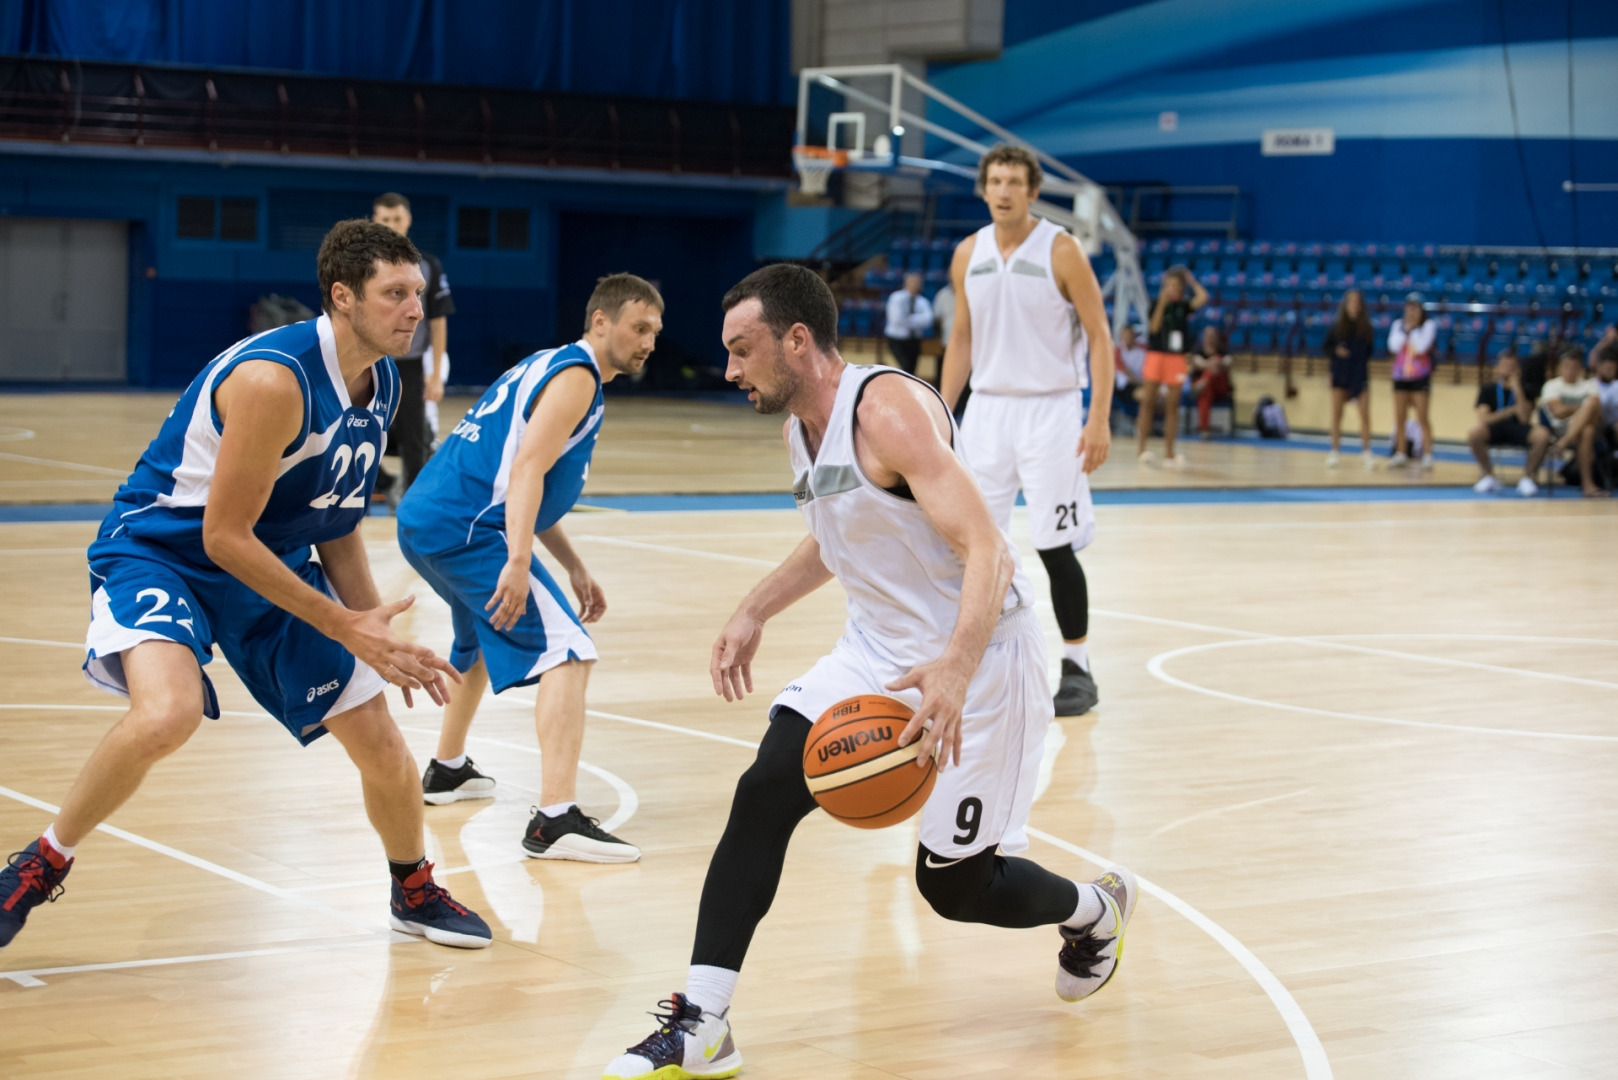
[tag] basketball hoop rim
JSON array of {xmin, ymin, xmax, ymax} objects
[{"xmin": 792, "ymin": 144, "xmax": 849, "ymax": 168}]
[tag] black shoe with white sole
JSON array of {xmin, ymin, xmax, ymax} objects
[
  {"xmin": 521, "ymin": 805, "xmax": 640, "ymax": 863},
  {"xmin": 1054, "ymin": 659, "xmax": 1098, "ymax": 716},
  {"xmin": 422, "ymin": 757, "xmax": 496, "ymax": 805}
]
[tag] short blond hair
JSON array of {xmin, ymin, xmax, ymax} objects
[{"xmin": 977, "ymin": 144, "xmax": 1042, "ymax": 193}]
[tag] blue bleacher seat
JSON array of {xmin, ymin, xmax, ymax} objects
[
  {"xmin": 1297, "ymin": 257, "xmax": 1321, "ymax": 278},
  {"xmin": 1301, "ymin": 241, "xmax": 1324, "ymax": 259},
  {"xmin": 1148, "ymin": 238, "xmax": 1173, "ymax": 256},
  {"xmin": 1197, "ymin": 238, "xmax": 1222, "ymax": 257},
  {"xmin": 1224, "ymin": 239, "xmax": 1248, "ymax": 257},
  {"xmin": 1218, "ymin": 255, "xmax": 1242, "ymax": 275},
  {"xmin": 1172, "ymin": 238, "xmax": 1197, "ymax": 258}
]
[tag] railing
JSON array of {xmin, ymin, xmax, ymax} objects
[
  {"xmin": 0, "ymin": 55, "xmax": 794, "ymax": 179},
  {"xmin": 1125, "ymin": 185, "xmax": 1243, "ymax": 239}
]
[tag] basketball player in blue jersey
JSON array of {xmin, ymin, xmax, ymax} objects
[
  {"xmin": 0, "ymin": 220, "xmax": 491, "ymax": 951},
  {"xmin": 397, "ymin": 274, "xmax": 662, "ymax": 863},
  {"xmin": 605, "ymin": 265, "xmax": 1134, "ymax": 1080}
]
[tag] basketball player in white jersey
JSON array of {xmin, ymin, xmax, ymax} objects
[
  {"xmin": 603, "ymin": 265, "xmax": 1135, "ymax": 1080},
  {"xmin": 940, "ymin": 144, "xmax": 1115, "ymax": 717}
]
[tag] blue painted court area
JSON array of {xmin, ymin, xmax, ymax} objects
[{"xmin": 0, "ymin": 482, "xmax": 1554, "ymax": 524}]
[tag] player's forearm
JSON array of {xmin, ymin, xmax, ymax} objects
[
  {"xmin": 314, "ymin": 532, "xmax": 383, "ymax": 611},
  {"xmin": 536, "ymin": 522, "xmax": 584, "ymax": 574},
  {"xmin": 941, "ymin": 531, "xmax": 1014, "ymax": 671},
  {"xmin": 502, "ymin": 453, "xmax": 547, "ymax": 565},
  {"xmin": 206, "ymin": 529, "xmax": 352, "ymax": 639},
  {"xmin": 1086, "ymin": 339, "xmax": 1115, "ymax": 418},
  {"xmin": 940, "ymin": 331, "xmax": 971, "ymax": 410},
  {"xmin": 738, "ymin": 536, "xmax": 832, "ymax": 622}
]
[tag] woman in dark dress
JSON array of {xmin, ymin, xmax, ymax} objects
[{"xmin": 1323, "ymin": 288, "xmax": 1374, "ymax": 468}]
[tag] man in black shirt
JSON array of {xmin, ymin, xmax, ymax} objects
[
  {"xmin": 1467, "ymin": 349, "xmax": 1533, "ymax": 493},
  {"xmin": 373, "ymin": 192, "xmax": 455, "ymax": 492}
]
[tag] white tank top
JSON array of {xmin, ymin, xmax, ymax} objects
[
  {"xmin": 963, "ymin": 217, "xmax": 1088, "ymax": 396},
  {"xmin": 788, "ymin": 365, "xmax": 1032, "ymax": 670}
]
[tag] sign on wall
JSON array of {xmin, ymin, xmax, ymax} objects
[{"xmin": 1261, "ymin": 128, "xmax": 1335, "ymax": 155}]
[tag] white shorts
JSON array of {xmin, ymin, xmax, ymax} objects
[
  {"xmin": 772, "ymin": 606, "xmax": 1052, "ymax": 859},
  {"xmin": 960, "ymin": 389, "xmax": 1095, "ymax": 551}
]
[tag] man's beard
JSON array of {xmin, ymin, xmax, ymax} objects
[{"xmin": 751, "ymin": 340, "xmax": 799, "ymax": 414}]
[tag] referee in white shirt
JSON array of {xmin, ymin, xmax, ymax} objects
[{"xmin": 884, "ymin": 272, "xmax": 934, "ymax": 379}]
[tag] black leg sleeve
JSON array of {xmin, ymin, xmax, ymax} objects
[
  {"xmin": 691, "ymin": 708, "xmax": 821, "ymax": 971},
  {"xmin": 389, "ymin": 357, "xmax": 430, "ymax": 489},
  {"xmin": 914, "ymin": 843, "xmax": 1079, "ymax": 929},
  {"xmin": 1036, "ymin": 545, "xmax": 1089, "ymax": 641}
]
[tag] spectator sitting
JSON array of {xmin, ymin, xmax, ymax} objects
[
  {"xmin": 1594, "ymin": 344, "xmax": 1618, "ymax": 447},
  {"xmin": 1113, "ymin": 324, "xmax": 1147, "ymax": 424},
  {"xmin": 1188, "ymin": 324, "xmax": 1234, "ymax": 438},
  {"xmin": 1466, "ymin": 349, "xmax": 1535, "ymax": 494},
  {"xmin": 1523, "ymin": 348, "xmax": 1607, "ymax": 497}
]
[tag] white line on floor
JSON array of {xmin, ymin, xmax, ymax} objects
[
  {"xmin": 0, "ymin": 935, "xmax": 406, "ymax": 988},
  {"xmin": 0, "ymin": 451, "xmax": 130, "ymax": 477},
  {"xmin": 1147, "ymin": 787, "xmax": 1316, "ymax": 840}
]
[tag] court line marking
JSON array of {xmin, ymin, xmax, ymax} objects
[
  {"xmin": 0, "ymin": 784, "xmax": 391, "ymax": 948},
  {"xmin": 0, "ymin": 451, "xmax": 129, "ymax": 477},
  {"xmin": 575, "ymin": 534, "xmax": 776, "ymax": 567},
  {"xmin": 0, "ymin": 936, "xmax": 402, "ymax": 988},
  {"xmin": 537, "ymin": 707, "xmax": 1329, "ymax": 1079},
  {"xmin": 0, "ymin": 548, "xmax": 88, "ymax": 555},
  {"xmin": 1146, "ymin": 787, "xmax": 1315, "ymax": 840},
  {"xmin": 1147, "ymin": 638, "xmax": 1618, "ymax": 743},
  {"xmin": 1024, "ymin": 826, "xmax": 1332, "ymax": 1080},
  {"xmin": 0, "ymin": 427, "xmax": 36, "ymax": 443}
]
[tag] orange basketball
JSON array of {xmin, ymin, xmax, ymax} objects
[{"xmin": 803, "ymin": 694, "xmax": 936, "ymax": 829}]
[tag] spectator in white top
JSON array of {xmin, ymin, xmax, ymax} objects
[
  {"xmin": 884, "ymin": 271, "xmax": 934, "ymax": 381},
  {"xmin": 1387, "ymin": 293, "xmax": 1437, "ymax": 470},
  {"xmin": 1524, "ymin": 348, "xmax": 1606, "ymax": 497}
]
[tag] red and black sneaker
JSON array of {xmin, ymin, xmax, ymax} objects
[
  {"xmin": 388, "ymin": 861, "xmax": 492, "ymax": 949},
  {"xmin": 0, "ymin": 838, "xmax": 74, "ymax": 948}
]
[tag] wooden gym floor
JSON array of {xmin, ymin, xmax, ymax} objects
[{"xmin": 1, "ymin": 392, "xmax": 1615, "ymax": 1079}]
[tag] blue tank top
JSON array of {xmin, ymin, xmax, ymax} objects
[
  {"xmin": 103, "ymin": 315, "xmax": 400, "ymax": 565},
  {"xmin": 397, "ymin": 341, "xmax": 603, "ymax": 552}
]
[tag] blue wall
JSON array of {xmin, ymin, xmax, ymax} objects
[
  {"xmin": 934, "ymin": 0, "xmax": 1618, "ymax": 246},
  {"xmin": 0, "ymin": 150, "xmax": 765, "ymax": 387},
  {"xmin": 2, "ymin": 0, "xmax": 793, "ymax": 104}
]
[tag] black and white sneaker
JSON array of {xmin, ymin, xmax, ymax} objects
[
  {"xmin": 521, "ymin": 805, "xmax": 640, "ymax": 863},
  {"xmin": 1054, "ymin": 659, "xmax": 1098, "ymax": 716},
  {"xmin": 1056, "ymin": 865, "xmax": 1137, "ymax": 1002},
  {"xmin": 421, "ymin": 758, "xmax": 496, "ymax": 805}
]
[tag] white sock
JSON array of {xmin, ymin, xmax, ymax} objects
[
  {"xmin": 438, "ymin": 753, "xmax": 467, "ymax": 770},
  {"xmin": 42, "ymin": 823, "xmax": 77, "ymax": 859},
  {"xmin": 685, "ymin": 964, "xmax": 738, "ymax": 1017},
  {"xmin": 1063, "ymin": 642, "xmax": 1089, "ymax": 670},
  {"xmin": 539, "ymin": 801, "xmax": 577, "ymax": 818},
  {"xmin": 1061, "ymin": 882, "xmax": 1104, "ymax": 929}
]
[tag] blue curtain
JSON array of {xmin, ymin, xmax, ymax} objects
[{"xmin": 0, "ymin": 0, "xmax": 791, "ymax": 103}]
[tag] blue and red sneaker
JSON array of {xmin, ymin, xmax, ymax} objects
[
  {"xmin": 388, "ymin": 861, "xmax": 492, "ymax": 949},
  {"xmin": 0, "ymin": 838, "xmax": 74, "ymax": 948}
]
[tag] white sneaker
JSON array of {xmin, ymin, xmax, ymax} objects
[
  {"xmin": 1138, "ymin": 450, "xmax": 1154, "ymax": 465},
  {"xmin": 1164, "ymin": 452, "xmax": 1188, "ymax": 469},
  {"xmin": 1056, "ymin": 865, "xmax": 1138, "ymax": 1003},
  {"xmin": 1420, "ymin": 454, "xmax": 1434, "ymax": 470},
  {"xmin": 1517, "ymin": 475, "xmax": 1539, "ymax": 497},
  {"xmin": 1473, "ymin": 475, "xmax": 1501, "ymax": 494},
  {"xmin": 1362, "ymin": 451, "xmax": 1376, "ymax": 469},
  {"xmin": 605, "ymin": 994, "xmax": 742, "ymax": 1080},
  {"xmin": 1388, "ymin": 451, "xmax": 1409, "ymax": 467},
  {"xmin": 1324, "ymin": 452, "xmax": 1339, "ymax": 468}
]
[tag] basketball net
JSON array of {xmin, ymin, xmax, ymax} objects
[{"xmin": 792, "ymin": 146, "xmax": 846, "ymax": 196}]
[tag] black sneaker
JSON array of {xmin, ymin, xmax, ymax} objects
[
  {"xmin": 1054, "ymin": 658, "xmax": 1098, "ymax": 716},
  {"xmin": 0, "ymin": 839, "xmax": 73, "ymax": 948},
  {"xmin": 422, "ymin": 757, "xmax": 496, "ymax": 805},
  {"xmin": 522, "ymin": 805, "xmax": 640, "ymax": 863}
]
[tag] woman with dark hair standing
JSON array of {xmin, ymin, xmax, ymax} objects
[
  {"xmin": 1138, "ymin": 266, "xmax": 1208, "ymax": 466},
  {"xmin": 1323, "ymin": 288, "xmax": 1375, "ymax": 468},
  {"xmin": 1388, "ymin": 292, "xmax": 1437, "ymax": 469}
]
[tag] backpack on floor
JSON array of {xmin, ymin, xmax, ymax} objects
[{"xmin": 1254, "ymin": 395, "xmax": 1289, "ymax": 439}]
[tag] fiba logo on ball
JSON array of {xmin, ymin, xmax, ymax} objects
[{"xmin": 306, "ymin": 679, "xmax": 339, "ymax": 703}]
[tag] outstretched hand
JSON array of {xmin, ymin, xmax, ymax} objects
[
  {"xmin": 340, "ymin": 596, "xmax": 461, "ymax": 708},
  {"xmin": 710, "ymin": 609, "xmax": 765, "ymax": 701}
]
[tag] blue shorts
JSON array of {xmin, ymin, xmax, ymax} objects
[
  {"xmin": 397, "ymin": 524, "xmax": 596, "ymax": 694},
  {"xmin": 84, "ymin": 534, "xmax": 386, "ymax": 745}
]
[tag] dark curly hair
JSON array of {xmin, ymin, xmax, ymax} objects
[{"xmin": 316, "ymin": 219, "xmax": 421, "ymax": 314}]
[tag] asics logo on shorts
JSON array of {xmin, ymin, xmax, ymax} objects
[{"xmin": 306, "ymin": 679, "xmax": 340, "ymax": 703}]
